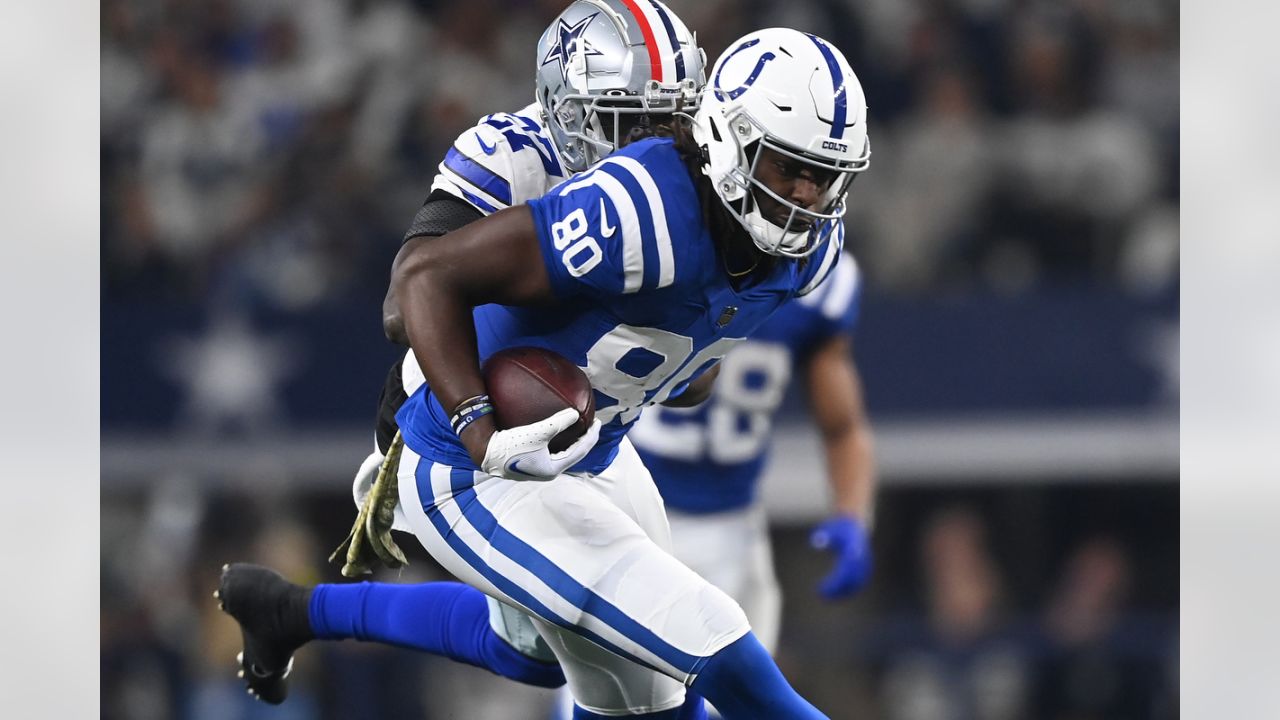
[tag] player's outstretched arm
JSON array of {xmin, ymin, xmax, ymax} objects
[
  {"xmin": 391, "ymin": 205, "xmax": 559, "ymax": 467},
  {"xmin": 806, "ymin": 333, "xmax": 878, "ymax": 599}
]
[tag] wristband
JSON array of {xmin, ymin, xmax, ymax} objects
[{"xmin": 451, "ymin": 395, "xmax": 494, "ymax": 436}]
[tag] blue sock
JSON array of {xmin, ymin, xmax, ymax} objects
[
  {"xmin": 309, "ymin": 581, "xmax": 565, "ymax": 688},
  {"xmin": 689, "ymin": 633, "xmax": 827, "ymax": 720}
]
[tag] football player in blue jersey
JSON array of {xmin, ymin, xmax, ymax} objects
[
  {"xmin": 628, "ymin": 251, "xmax": 876, "ymax": 656},
  {"xmin": 545, "ymin": 253, "xmax": 876, "ymax": 719},
  {"xmin": 217, "ymin": 18, "xmax": 872, "ymax": 720},
  {"xmin": 221, "ymin": 0, "xmax": 716, "ymax": 709},
  {"xmin": 384, "ymin": 26, "xmax": 868, "ymax": 719}
]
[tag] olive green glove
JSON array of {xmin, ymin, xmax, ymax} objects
[{"xmin": 329, "ymin": 432, "xmax": 408, "ymax": 577}]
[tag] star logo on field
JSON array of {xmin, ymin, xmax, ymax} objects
[{"xmin": 541, "ymin": 13, "xmax": 603, "ymax": 82}]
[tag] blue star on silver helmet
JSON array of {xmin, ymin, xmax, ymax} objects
[
  {"xmin": 534, "ymin": 0, "xmax": 706, "ymax": 173},
  {"xmin": 541, "ymin": 13, "xmax": 605, "ymax": 83}
]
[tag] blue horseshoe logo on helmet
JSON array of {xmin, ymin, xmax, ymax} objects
[{"xmin": 713, "ymin": 39, "xmax": 777, "ymax": 101}]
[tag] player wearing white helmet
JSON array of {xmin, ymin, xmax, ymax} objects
[
  {"xmin": 557, "ymin": 34, "xmax": 877, "ymax": 717},
  {"xmin": 695, "ymin": 28, "xmax": 870, "ymax": 259},
  {"xmin": 629, "ymin": 27, "xmax": 876, "ymax": 664},
  {"xmin": 218, "ymin": 25, "xmax": 871, "ymax": 720}
]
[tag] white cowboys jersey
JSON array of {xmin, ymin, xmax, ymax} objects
[{"xmin": 430, "ymin": 102, "xmax": 570, "ymax": 215}]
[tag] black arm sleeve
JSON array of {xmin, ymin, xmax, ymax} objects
[{"xmin": 402, "ymin": 190, "xmax": 485, "ymax": 243}]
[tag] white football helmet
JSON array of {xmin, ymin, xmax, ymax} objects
[
  {"xmin": 535, "ymin": 0, "xmax": 705, "ymax": 173},
  {"xmin": 693, "ymin": 28, "xmax": 871, "ymax": 258}
]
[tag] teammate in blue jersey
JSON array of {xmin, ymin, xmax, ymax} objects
[
  {"xmin": 220, "ymin": 0, "xmax": 716, "ymax": 709},
  {"xmin": 218, "ymin": 20, "xmax": 873, "ymax": 720},
  {"xmin": 544, "ymin": 252, "xmax": 875, "ymax": 719},
  {"xmin": 629, "ymin": 252, "xmax": 876, "ymax": 656}
]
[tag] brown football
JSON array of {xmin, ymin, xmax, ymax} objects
[{"xmin": 481, "ymin": 346, "xmax": 595, "ymax": 453}]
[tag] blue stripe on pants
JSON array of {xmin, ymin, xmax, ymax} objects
[{"xmin": 415, "ymin": 460, "xmax": 705, "ymax": 675}]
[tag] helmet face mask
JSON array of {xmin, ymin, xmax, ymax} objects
[
  {"xmin": 535, "ymin": 0, "xmax": 705, "ymax": 173},
  {"xmin": 547, "ymin": 78, "xmax": 701, "ymax": 170},
  {"xmin": 694, "ymin": 29, "xmax": 871, "ymax": 258},
  {"xmin": 728, "ymin": 116, "xmax": 868, "ymax": 257}
]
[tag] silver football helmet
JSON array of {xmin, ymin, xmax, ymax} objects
[
  {"xmin": 693, "ymin": 28, "xmax": 871, "ymax": 258},
  {"xmin": 535, "ymin": 0, "xmax": 705, "ymax": 173}
]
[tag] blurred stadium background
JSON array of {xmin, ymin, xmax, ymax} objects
[{"xmin": 100, "ymin": 0, "xmax": 1178, "ymax": 718}]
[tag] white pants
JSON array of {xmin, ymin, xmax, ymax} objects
[
  {"xmin": 554, "ymin": 502, "xmax": 784, "ymax": 719},
  {"xmin": 666, "ymin": 504, "xmax": 782, "ymax": 654},
  {"xmin": 398, "ymin": 437, "xmax": 751, "ymax": 715}
]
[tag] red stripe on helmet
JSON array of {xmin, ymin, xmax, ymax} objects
[{"xmin": 618, "ymin": 0, "xmax": 664, "ymax": 82}]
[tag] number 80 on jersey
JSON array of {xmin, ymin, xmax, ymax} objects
[{"xmin": 550, "ymin": 208, "xmax": 604, "ymax": 277}]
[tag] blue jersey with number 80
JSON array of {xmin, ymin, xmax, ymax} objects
[{"xmin": 395, "ymin": 137, "xmax": 846, "ymax": 475}]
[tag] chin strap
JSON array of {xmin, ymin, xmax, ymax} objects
[
  {"xmin": 742, "ymin": 206, "xmax": 806, "ymax": 256},
  {"xmin": 329, "ymin": 431, "xmax": 409, "ymax": 577}
]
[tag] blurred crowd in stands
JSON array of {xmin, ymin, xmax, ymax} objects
[
  {"xmin": 101, "ymin": 484, "xmax": 1177, "ymax": 720},
  {"xmin": 102, "ymin": 0, "xmax": 1179, "ymax": 308}
]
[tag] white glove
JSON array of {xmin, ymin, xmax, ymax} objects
[
  {"xmin": 352, "ymin": 449, "xmax": 381, "ymax": 509},
  {"xmin": 481, "ymin": 408, "xmax": 602, "ymax": 480}
]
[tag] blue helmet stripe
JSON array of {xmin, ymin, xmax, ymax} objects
[
  {"xmin": 444, "ymin": 145, "xmax": 513, "ymax": 206},
  {"xmin": 648, "ymin": 0, "xmax": 685, "ymax": 81},
  {"xmin": 806, "ymin": 34, "xmax": 847, "ymax": 139}
]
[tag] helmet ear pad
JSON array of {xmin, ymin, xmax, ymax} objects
[
  {"xmin": 540, "ymin": 86, "xmax": 591, "ymax": 173},
  {"xmin": 731, "ymin": 139, "xmax": 763, "ymax": 215}
]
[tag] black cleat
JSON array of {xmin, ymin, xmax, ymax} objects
[{"xmin": 215, "ymin": 563, "xmax": 314, "ymax": 704}]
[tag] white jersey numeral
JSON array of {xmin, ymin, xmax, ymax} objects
[
  {"xmin": 629, "ymin": 341, "xmax": 792, "ymax": 464},
  {"xmin": 550, "ymin": 208, "xmax": 603, "ymax": 277},
  {"xmin": 584, "ymin": 325, "xmax": 739, "ymax": 425}
]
